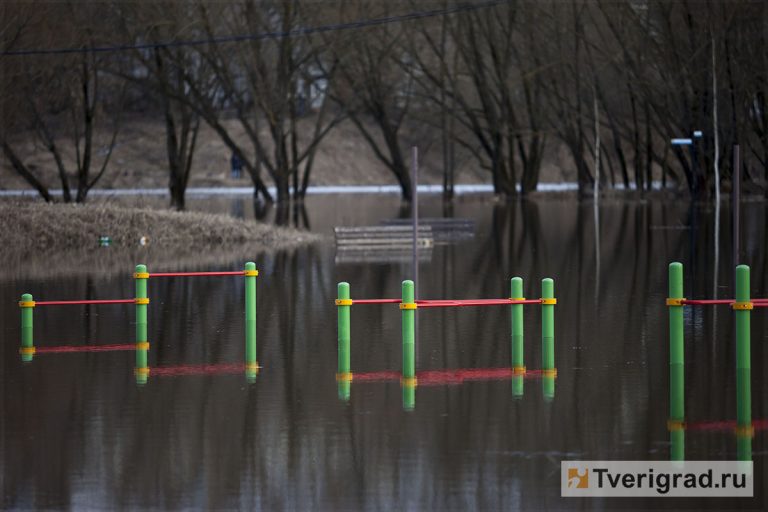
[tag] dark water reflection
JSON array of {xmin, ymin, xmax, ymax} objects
[{"xmin": 2, "ymin": 194, "xmax": 766, "ymax": 510}]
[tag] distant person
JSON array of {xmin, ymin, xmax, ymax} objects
[{"xmin": 230, "ymin": 152, "xmax": 243, "ymax": 179}]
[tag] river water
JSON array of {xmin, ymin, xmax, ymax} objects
[{"xmin": 1, "ymin": 193, "xmax": 766, "ymax": 510}]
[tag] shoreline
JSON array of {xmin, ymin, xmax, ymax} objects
[{"xmin": 1, "ymin": 202, "xmax": 322, "ymax": 279}]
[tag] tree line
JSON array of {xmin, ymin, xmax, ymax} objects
[{"xmin": 1, "ymin": 0, "xmax": 766, "ymax": 209}]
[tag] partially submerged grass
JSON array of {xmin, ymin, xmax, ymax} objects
[{"xmin": 1, "ymin": 202, "xmax": 322, "ymax": 278}]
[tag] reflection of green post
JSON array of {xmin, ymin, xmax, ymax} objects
[
  {"xmin": 736, "ymin": 432, "xmax": 752, "ymax": 462},
  {"xmin": 512, "ymin": 375, "xmax": 524, "ymax": 399},
  {"xmin": 511, "ymin": 277, "xmax": 525, "ymax": 374},
  {"xmin": 245, "ymin": 262, "xmax": 258, "ymax": 382},
  {"xmin": 668, "ymin": 262, "xmax": 685, "ymax": 459},
  {"xmin": 670, "ymin": 427, "xmax": 685, "ymax": 462},
  {"xmin": 134, "ymin": 265, "xmax": 149, "ymax": 385},
  {"xmin": 542, "ymin": 375, "xmax": 555, "ymax": 401},
  {"xmin": 336, "ymin": 282, "xmax": 352, "ymax": 400},
  {"xmin": 541, "ymin": 278, "xmax": 556, "ymax": 375},
  {"xmin": 20, "ymin": 293, "xmax": 35, "ymax": 362},
  {"xmin": 402, "ymin": 384, "xmax": 415, "ymax": 411},
  {"xmin": 734, "ymin": 265, "xmax": 752, "ymax": 452},
  {"xmin": 401, "ymin": 280, "xmax": 417, "ymax": 388}
]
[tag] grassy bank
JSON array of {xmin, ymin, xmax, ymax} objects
[{"xmin": 1, "ymin": 202, "xmax": 321, "ymax": 278}]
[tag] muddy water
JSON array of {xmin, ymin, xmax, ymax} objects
[{"xmin": 1, "ymin": 194, "xmax": 766, "ymax": 510}]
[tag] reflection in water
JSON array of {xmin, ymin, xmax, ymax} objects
[{"xmin": 2, "ymin": 196, "xmax": 766, "ymax": 509}]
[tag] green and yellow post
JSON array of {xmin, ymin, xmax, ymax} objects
[
  {"xmin": 134, "ymin": 265, "xmax": 150, "ymax": 384},
  {"xmin": 511, "ymin": 277, "xmax": 525, "ymax": 375},
  {"xmin": 19, "ymin": 293, "xmax": 35, "ymax": 362},
  {"xmin": 667, "ymin": 262, "xmax": 685, "ymax": 460},
  {"xmin": 245, "ymin": 262, "xmax": 259, "ymax": 382},
  {"xmin": 541, "ymin": 278, "xmax": 556, "ymax": 375},
  {"xmin": 336, "ymin": 282, "xmax": 352, "ymax": 400},
  {"xmin": 401, "ymin": 280, "xmax": 417, "ymax": 409},
  {"xmin": 734, "ymin": 264, "xmax": 752, "ymax": 458}
]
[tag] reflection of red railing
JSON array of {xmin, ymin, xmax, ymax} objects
[
  {"xmin": 351, "ymin": 367, "xmax": 550, "ymax": 385},
  {"xmin": 151, "ymin": 363, "xmax": 246, "ymax": 377},
  {"xmin": 686, "ymin": 419, "xmax": 768, "ymax": 432},
  {"xmin": 681, "ymin": 298, "xmax": 768, "ymax": 306},
  {"xmin": 36, "ymin": 343, "xmax": 135, "ymax": 354}
]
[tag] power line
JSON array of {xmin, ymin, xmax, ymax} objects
[{"xmin": 2, "ymin": 0, "xmax": 507, "ymax": 57}]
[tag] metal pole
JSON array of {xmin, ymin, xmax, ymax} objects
[
  {"xmin": 412, "ymin": 146, "xmax": 419, "ymax": 299},
  {"xmin": 541, "ymin": 278, "xmax": 556, "ymax": 374},
  {"xmin": 401, "ymin": 280, "xmax": 416, "ymax": 382},
  {"xmin": 401, "ymin": 280, "xmax": 416, "ymax": 410},
  {"xmin": 667, "ymin": 262, "xmax": 685, "ymax": 460},
  {"xmin": 733, "ymin": 145, "xmax": 741, "ymax": 268},
  {"xmin": 734, "ymin": 265, "xmax": 752, "ymax": 455},
  {"xmin": 245, "ymin": 262, "xmax": 258, "ymax": 382},
  {"xmin": 336, "ymin": 282, "xmax": 351, "ymax": 400},
  {"xmin": 511, "ymin": 277, "xmax": 525, "ymax": 374},
  {"xmin": 20, "ymin": 293, "xmax": 34, "ymax": 362},
  {"xmin": 134, "ymin": 264, "xmax": 149, "ymax": 384}
]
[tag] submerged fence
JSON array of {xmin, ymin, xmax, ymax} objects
[
  {"xmin": 19, "ymin": 262, "xmax": 259, "ymax": 383},
  {"xmin": 335, "ymin": 276, "xmax": 557, "ymax": 408},
  {"xmin": 667, "ymin": 261, "xmax": 767, "ymax": 461}
]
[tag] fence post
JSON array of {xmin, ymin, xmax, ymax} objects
[
  {"xmin": 511, "ymin": 277, "xmax": 525, "ymax": 375},
  {"xmin": 734, "ymin": 264, "xmax": 752, "ymax": 459},
  {"xmin": 401, "ymin": 280, "xmax": 417, "ymax": 390},
  {"xmin": 667, "ymin": 262, "xmax": 685, "ymax": 460},
  {"xmin": 336, "ymin": 282, "xmax": 352, "ymax": 400},
  {"xmin": 245, "ymin": 262, "xmax": 258, "ymax": 382},
  {"xmin": 541, "ymin": 278, "xmax": 556, "ymax": 375},
  {"xmin": 20, "ymin": 293, "xmax": 35, "ymax": 362},
  {"xmin": 134, "ymin": 265, "xmax": 149, "ymax": 384}
]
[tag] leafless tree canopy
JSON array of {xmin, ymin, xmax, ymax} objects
[{"xmin": 1, "ymin": 0, "xmax": 766, "ymax": 204}]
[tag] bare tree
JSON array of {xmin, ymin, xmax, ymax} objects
[{"xmin": 1, "ymin": 2, "xmax": 124, "ymax": 203}]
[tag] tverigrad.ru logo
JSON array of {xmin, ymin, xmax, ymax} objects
[{"xmin": 561, "ymin": 461, "xmax": 752, "ymax": 497}]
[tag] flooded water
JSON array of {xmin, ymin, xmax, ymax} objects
[{"xmin": 2, "ymin": 194, "xmax": 766, "ymax": 510}]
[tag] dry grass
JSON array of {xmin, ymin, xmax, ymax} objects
[{"xmin": 1, "ymin": 202, "xmax": 323, "ymax": 278}]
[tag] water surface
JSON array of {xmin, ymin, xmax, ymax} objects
[{"xmin": 2, "ymin": 194, "xmax": 766, "ymax": 510}]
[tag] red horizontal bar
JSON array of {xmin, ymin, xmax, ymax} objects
[
  {"xmin": 36, "ymin": 343, "xmax": 136, "ymax": 354},
  {"xmin": 417, "ymin": 299, "xmax": 542, "ymax": 308},
  {"xmin": 352, "ymin": 299, "xmax": 402, "ymax": 304},
  {"xmin": 151, "ymin": 363, "xmax": 246, "ymax": 376},
  {"xmin": 148, "ymin": 271, "xmax": 245, "ymax": 277},
  {"xmin": 35, "ymin": 299, "xmax": 135, "ymax": 306},
  {"xmin": 350, "ymin": 367, "xmax": 552, "ymax": 385}
]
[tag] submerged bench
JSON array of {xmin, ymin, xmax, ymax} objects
[{"xmin": 333, "ymin": 225, "xmax": 434, "ymax": 249}]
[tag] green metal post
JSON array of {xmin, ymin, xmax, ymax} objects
[
  {"xmin": 135, "ymin": 264, "xmax": 149, "ymax": 385},
  {"xmin": 735, "ymin": 265, "xmax": 752, "ymax": 447},
  {"xmin": 337, "ymin": 282, "xmax": 351, "ymax": 400},
  {"xmin": 511, "ymin": 277, "xmax": 525, "ymax": 374},
  {"xmin": 541, "ymin": 278, "xmax": 555, "ymax": 373},
  {"xmin": 20, "ymin": 293, "xmax": 34, "ymax": 362},
  {"xmin": 402, "ymin": 280, "xmax": 416, "ymax": 385},
  {"xmin": 668, "ymin": 262, "xmax": 685, "ymax": 440},
  {"xmin": 245, "ymin": 262, "xmax": 258, "ymax": 381}
]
